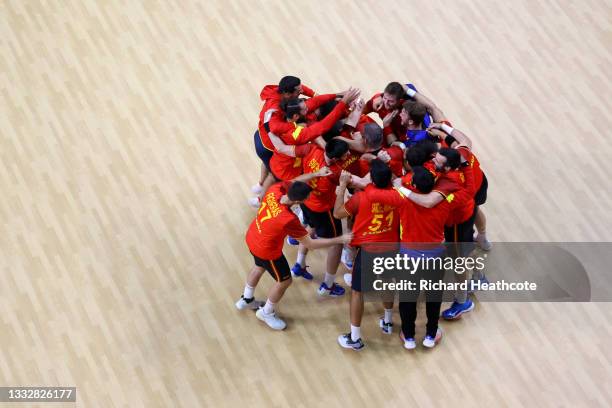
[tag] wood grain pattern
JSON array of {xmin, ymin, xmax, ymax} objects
[{"xmin": 1, "ymin": 0, "xmax": 611, "ymax": 406}]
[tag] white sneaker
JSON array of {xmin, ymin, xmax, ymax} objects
[
  {"xmin": 422, "ymin": 328, "xmax": 443, "ymax": 348},
  {"xmin": 251, "ymin": 183, "xmax": 263, "ymax": 195},
  {"xmin": 235, "ymin": 296, "xmax": 264, "ymax": 310},
  {"xmin": 343, "ymin": 273, "xmax": 352, "ymax": 286},
  {"xmin": 476, "ymin": 234, "xmax": 492, "ymax": 251},
  {"xmin": 400, "ymin": 332, "xmax": 416, "ymax": 350},
  {"xmin": 256, "ymin": 308, "xmax": 287, "ymax": 330},
  {"xmin": 248, "ymin": 196, "xmax": 261, "ymax": 208}
]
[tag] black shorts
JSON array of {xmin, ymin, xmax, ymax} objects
[
  {"xmin": 444, "ymin": 206, "xmax": 477, "ymax": 257},
  {"xmin": 474, "ymin": 173, "xmax": 488, "ymax": 206},
  {"xmin": 351, "ymin": 248, "xmax": 363, "ymax": 292},
  {"xmin": 253, "ymin": 130, "xmax": 273, "ymax": 172},
  {"xmin": 252, "ymin": 252, "xmax": 291, "ymax": 282},
  {"xmin": 300, "ymin": 204, "xmax": 342, "ymax": 238}
]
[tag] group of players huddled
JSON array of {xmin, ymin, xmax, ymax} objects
[{"xmin": 236, "ymin": 76, "xmax": 491, "ymax": 351}]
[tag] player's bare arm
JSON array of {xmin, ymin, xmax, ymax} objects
[{"xmin": 333, "ymin": 171, "xmax": 352, "ymax": 219}]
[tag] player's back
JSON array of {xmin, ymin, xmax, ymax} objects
[
  {"xmin": 346, "ymin": 185, "xmax": 400, "ymax": 248},
  {"xmin": 246, "ymin": 182, "xmax": 306, "ymax": 259}
]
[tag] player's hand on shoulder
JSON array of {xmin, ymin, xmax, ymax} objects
[
  {"xmin": 317, "ymin": 166, "xmax": 333, "ymax": 177},
  {"xmin": 339, "ymin": 170, "xmax": 352, "ymax": 186},
  {"xmin": 376, "ymin": 150, "xmax": 391, "ymax": 163}
]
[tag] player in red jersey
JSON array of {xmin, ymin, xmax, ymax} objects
[
  {"xmin": 264, "ymin": 89, "xmax": 360, "ymax": 181},
  {"xmin": 249, "ymin": 88, "xmax": 361, "ymax": 207},
  {"xmin": 363, "ymin": 82, "xmax": 407, "ymax": 147},
  {"xmin": 428, "ymin": 122, "xmax": 491, "ymax": 250},
  {"xmin": 365, "ymin": 166, "xmax": 470, "ymax": 349},
  {"xmin": 294, "ymin": 139, "xmax": 374, "ymax": 294},
  {"xmin": 332, "ymin": 161, "xmax": 400, "ymax": 351},
  {"xmin": 425, "ymin": 124, "xmax": 492, "ymax": 320},
  {"xmin": 237, "ymin": 179, "xmax": 352, "ymax": 331},
  {"xmin": 252, "ymin": 76, "xmax": 315, "ymax": 197}
]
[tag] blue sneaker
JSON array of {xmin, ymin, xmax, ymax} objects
[
  {"xmin": 291, "ymin": 263, "xmax": 313, "ymax": 280},
  {"xmin": 442, "ymin": 299, "xmax": 475, "ymax": 320},
  {"xmin": 286, "ymin": 237, "xmax": 299, "ymax": 246},
  {"xmin": 317, "ymin": 282, "xmax": 345, "ymax": 297},
  {"xmin": 468, "ymin": 275, "xmax": 489, "ymax": 294}
]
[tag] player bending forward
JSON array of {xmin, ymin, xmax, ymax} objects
[{"xmin": 237, "ymin": 178, "xmax": 352, "ymax": 330}]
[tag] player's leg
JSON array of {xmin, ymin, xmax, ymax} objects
[
  {"xmin": 423, "ymin": 261, "xmax": 444, "ymax": 348},
  {"xmin": 249, "ymin": 131, "xmax": 274, "ymax": 207},
  {"xmin": 474, "ymin": 174, "xmax": 491, "ymax": 250},
  {"xmin": 236, "ymin": 263, "xmax": 266, "ymax": 310},
  {"xmin": 442, "ymin": 212, "xmax": 477, "ymax": 320},
  {"xmin": 318, "ymin": 211, "xmax": 345, "ymax": 296},
  {"xmin": 338, "ymin": 249, "xmax": 365, "ymax": 350},
  {"xmin": 474, "ymin": 207, "xmax": 491, "ymax": 250},
  {"xmin": 398, "ymin": 301, "xmax": 417, "ymax": 350},
  {"xmin": 291, "ymin": 204, "xmax": 314, "ymax": 280},
  {"xmin": 380, "ymin": 298, "xmax": 394, "ymax": 334},
  {"xmin": 256, "ymin": 255, "xmax": 293, "ymax": 330}
]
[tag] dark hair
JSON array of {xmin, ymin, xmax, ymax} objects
[
  {"xmin": 287, "ymin": 181, "xmax": 312, "ymax": 201},
  {"xmin": 384, "ymin": 82, "xmax": 405, "ymax": 100},
  {"xmin": 278, "ymin": 76, "xmax": 301, "ymax": 94},
  {"xmin": 402, "ymin": 100, "xmax": 427, "ymax": 125},
  {"xmin": 411, "ymin": 166, "xmax": 435, "ymax": 193},
  {"xmin": 325, "ymin": 138, "xmax": 349, "ymax": 159},
  {"xmin": 318, "ymin": 100, "xmax": 338, "ymax": 118},
  {"xmin": 363, "ymin": 123, "xmax": 383, "ymax": 150},
  {"xmin": 415, "ymin": 139, "xmax": 438, "ymax": 157},
  {"xmin": 405, "ymin": 145, "xmax": 429, "ymax": 167},
  {"xmin": 322, "ymin": 120, "xmax": 344, "ymax": 142},
  {"xmin": 370, "ymin": 159, "xmax": 392, "ymax": 188},
  {"xmin": 280, "ymin": 98, "xmax": 302, "ymax": 119},
  {"xmin": 438, "ymin": 147, "xmax": 461, "ymax": 169}
]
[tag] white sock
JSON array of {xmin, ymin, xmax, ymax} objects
[
  {"xmin": 297, "ymin": 251, "xmax": 306, "ymax": 267},
  {"xmin": 350, "ymin": 325, "xmax": 361, "ymax": 341},
  {"xmin": 384, "ymin": 308, "xmax": 393, "ymax": 324},
  {"xmin": 478, "ymin": 231, "xmax": 487, "ymax": 240},
  {"xmin": 263, "ymin": 299, "xmax": 275, "ymax": 314},
  {"xmin": 243, "ymin": 284, "xmax": 254, "ymax": 299},
  {"xmin": 324, "ymin": 272, "xmax": 335, "ymax": 287}
]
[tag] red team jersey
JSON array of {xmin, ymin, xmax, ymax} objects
[
  {"xmin": 456, "ymin": 146, "xmax": 484, "ymax": 193},
  {"xmin": 440, "ymin": 165, "xmax": 475, "ymax": 225},
  {"xmin": 303, "ymin": 94, "xmax": 338, "ymax": 123},
  {"xmin": 344, "ymin": 185, "xmax": 400, "ymax": 247},
  {"xmin": 257, "ymin": 84, "xmax": 316, "ymax": 151},
  {"xmin": 245, "ymin": 182, "xmax": 308, "ymax": 259},
  {"xmin": 365, "ymin": 187, "xmax": 452, "ymax": 244},
  {"xmin": 301, "ymin": 147, "xmax": 340, "ymax": 212},
  {"xmin": 270, "ymin": 144, "xmax": 316, "ymax": 181},
  {"xmin": 363, "ymin": 92, "xmax": 406, "ymax": 144},
  {"xmin": 277, "ymin": 101, "xmax": 348, "ymax": 146}
]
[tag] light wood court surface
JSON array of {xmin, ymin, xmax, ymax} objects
[{"xmin": 1, "ymin": 0, "xmax": 612, "ymax": 407}]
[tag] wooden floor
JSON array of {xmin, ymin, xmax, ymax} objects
[{"xmin": 1, "ymin": 0, "xmax": 612, "ymax": 406}]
